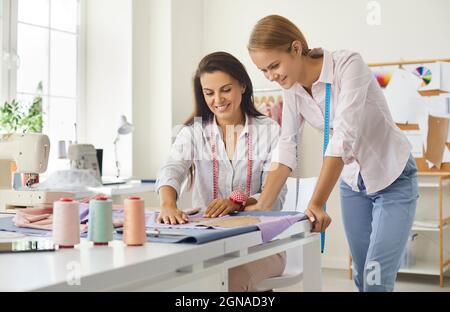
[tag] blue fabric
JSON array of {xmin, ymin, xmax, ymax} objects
[
  {"xmin": 0, "ymin": 211, "xmax": 304, "ymax": 245},
  {"xmin": 118, "ymin": 211, "xmax": 302, "ymax": 244},
  {"xmin": 0, "ymin": 216, "xmax": 258, "ymax": 244},
  {"xmin": 340, "ymin": 154, "xmax": 418, "ymax": 292},
  {"xmin": 0, "ymin": 217, "xmax": 89, "ymax": 238},
  {"xmin": 116, "ymin": 225, "xmax": 259, "ymax": 244},
  {"xmin": 0, "ymin": 217, "xmax": 53, "ymax": 237}
]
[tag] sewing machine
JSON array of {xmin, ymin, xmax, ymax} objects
[
  {"xmin": 0, "ymin": 133, "xmax": 72, "ymax": 213},
  {"xmin": 67, "ymin": 143, "xmax": 101, "ymax": 181}
]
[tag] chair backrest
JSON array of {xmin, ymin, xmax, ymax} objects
[
  {"xmin": 281, "ymin": 176, "xmax": 318, "ymax": 278},
  {"xmin": 282, "ymin": 176, "xmax": 318, "ymax": 213}
]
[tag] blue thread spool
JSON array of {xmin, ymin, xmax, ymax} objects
[{"xmin": 88, "ymin": 196, "xmax": 113, "ymax": 246}]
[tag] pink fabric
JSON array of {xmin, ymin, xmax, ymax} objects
[
  {"xmin": 11, "ymin": 204, "xmax": 116, "ymax": 232},
  {"xmin": 12, "ymin": 195, "xmax": 117, "ymax": 232},
  {"xmin": 13, "ymin": 207, "xmax": 54, "ymax": 230}
]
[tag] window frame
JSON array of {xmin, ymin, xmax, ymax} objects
[{"xmin": 1, "ymin": 0, "xmax": 85, "ymax": 143}]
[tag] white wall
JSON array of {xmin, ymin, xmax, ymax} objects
[
  {"xmin": 131, "ymin": 0, "xmax": 203, "ymax": 180},
  {"xmin": 0, "ymin": 0, "xmax": 4, "ymax": 104},
  {"xmin": 132, "ymin": 0, "xmax": 172, "ymax": 179},
  {"xmin": 85, "ymin": 0, "xmax": 204, "ymax": 181},
  {"xmin": 202, "ymin": 0, "xmax": 450, "ymax": 89},
  {"xmin": 85, "ymin": 0, "xmax": 132, "ymax": 178},
  {"xmin": 171, "ymin": 0, "xmax": 203, "ymax": 127},
  {"xmin": 199, "ymin": 0, "xmax": 450, "ymax": 269}
]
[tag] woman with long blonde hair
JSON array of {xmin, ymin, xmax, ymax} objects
[{"xmin": 247, "ymin": 15, "xmax": 418, "ymax": 292}]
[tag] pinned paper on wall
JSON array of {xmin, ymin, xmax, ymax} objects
[
  {"xmin": 442, "ymin": 145, "xmax": 450, "ymax": 163},
  {"xmin": 404, "ymin": 63, "xmax": 442, "ymax": 91},
  {"xmin": 439, "ymin": 61, "xmax": 450, "ymax": 92},
  {"xmin": 371, "ymin": 65, "xmax": 397, "ymax": 89},
  {"xmin": 423, "ymin": 95, "xmax": 450, "ymax": 116},
  {"xmin": 424, "ymin": 115, "xmax": 450, "ymax": 168},
  {"xmin": 418, "ymin": 114, "xmax": 429, "ymax": 153},
  {"xmin": 383, "ymin": 69, "xmax": 424, "ymax": 124},
  {"xmin": 404, "ymin": 130, "xmax": 424, "ymax": 158},
  {"xmin": 413, "ymin": 66, "xmax": 433, "ymax": 87}
]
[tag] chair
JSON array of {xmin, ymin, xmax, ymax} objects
[{"xmin": 251, "ymin": 176, "xmax": 318, "ymax": 291}]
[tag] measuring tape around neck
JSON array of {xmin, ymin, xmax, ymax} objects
[{"xmin": 210, "ymin": 116, "xmax": 253, "ymax": 200}]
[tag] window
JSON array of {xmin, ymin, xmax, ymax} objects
[
  {"xmin": 1, "ymin": 0, "xmax": 81, "ymax": 174},
  {"xmin": 1, "ymin": 0, "xmax": 9, "ymax": 104}
]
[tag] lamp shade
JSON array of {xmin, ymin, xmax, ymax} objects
[{"xmin": 117, "ymin": 115, "xmax": 134, "ymax": 135}]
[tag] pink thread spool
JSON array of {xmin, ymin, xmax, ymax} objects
[
  {"xmin": 123, "ymin": 197, "xmax": 146, "ymax": 246},
  {"xmin": 53, "ymin": 198, "xmax": 80, "ymax": 248}
]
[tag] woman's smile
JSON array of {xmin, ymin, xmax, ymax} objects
[{"xmin": 214, "ymin": 102, "xmax": 231, "ymax": 113}]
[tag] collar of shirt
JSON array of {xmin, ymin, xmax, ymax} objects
[
  {"xmin": 289, "ymin": 48, "xmax": 335, "ymax": 97},
  {"xmin": 284, "ymin": 49, "xmax": 336, "ymax": 130},
  {"xmin": 315, "ymin": 48, "xmax": 334, "ymax": 85},
  {"xmin": 212, "ymin": 113, "xmax": 250, "ymax": 139}
]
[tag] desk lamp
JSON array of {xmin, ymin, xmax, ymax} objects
[{"xmin": 113, "ymin": 115, "xmax": 134, "ymax": 179}]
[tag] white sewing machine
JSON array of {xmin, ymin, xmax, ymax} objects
[{"xmin": 0, "ymin": 133, "xmax": 72, "ymax": 213}]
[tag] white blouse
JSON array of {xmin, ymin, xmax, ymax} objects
[
  {"xmin": 156, "ymin": 114, "xmax": 287, "ymax": 210},
  {"xmin": 272, "ymin": 49, "xmax": 411, "ymax": 194}
]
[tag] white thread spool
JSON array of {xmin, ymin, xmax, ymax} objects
[{"xmin": 53, "ymin": 198, "xmax": 80, "ymax": 248}]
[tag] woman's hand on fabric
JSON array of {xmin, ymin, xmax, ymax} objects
[
  {"xmin": 205, "ymin": 198, "xmax": 241, "ymax": 218},
  {"xmin": 157, "ymin": 206, "xmax": 189, "ymax": 225},
  {"xmin": 304, "ymin": 203, "xmax": 332, "ymax": 232}
]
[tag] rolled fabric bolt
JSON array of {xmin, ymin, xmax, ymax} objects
[
  {"xmin": 88, "ymin": 196, "xmax": 113, "ymax": 246},
  {"xmin": 53, "ymin": 198, "xmax": 80, "ymax": 248},
  {"xmin": 123, "ymin": 197, "xmax": 146, "ymax": 246}
]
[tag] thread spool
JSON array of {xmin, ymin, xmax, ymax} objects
[
  {"xmin": 53, "ymin": 198, "xmax": 80, "ymax": 248},
  {"xmin": 123, "ymin": 197, "xmax": 146, "ymax": 246},
  {"xmin": 88, "ymin": 196, "xmax": 113, "ymax": 246},
  {"xmin": 57, "ymin": 140, "xmax": 67, "ymax": 159}
]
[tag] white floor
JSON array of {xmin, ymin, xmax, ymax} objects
[{"xmin": 277, "ymin": 269, "xmax": 450, "ymax": 292}]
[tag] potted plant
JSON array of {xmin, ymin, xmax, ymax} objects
[
  {"xmin": 0, "ymin": 82, "xmax": 44, "ymax": 186},
  {"xmin": 0, "ymin": 82, "xmax": 44, "ymax": 133}
]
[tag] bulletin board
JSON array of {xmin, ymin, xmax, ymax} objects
[{"xmin": 369, "ymin": 58, "xmax": 450, "ymax": 173}]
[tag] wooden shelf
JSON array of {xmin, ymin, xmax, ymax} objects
[
  {"xmin": 412, "ymin": 220, "xmax": 449, "ymax": 232},
  {"xmin": 398, "ymin": 259, "xmax": 449, "ymax": 276},
  {"xmin": 418, "ymin": 90, "xmax": 449, "ymax": 96},
  {"xmin": 368, "ymin": 58, "xmax": 450, "ymax": 67},
  {"xmin": 418, "ymin": 182, "xmax": 440, "ymax": 188},
  {"xmin": 349, "ymin": 259, "xmax": 449, "ymax": 276},
  {"xmin": 417, "ymin": 172, "xmax": 450, "ymax": 177}
]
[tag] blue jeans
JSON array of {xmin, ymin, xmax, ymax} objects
[{"xmin": 340, "ymin": 155, "xmax": 418, "ymax": 292}]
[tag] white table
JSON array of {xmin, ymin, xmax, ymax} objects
[
  {"xmin": 88, "ymin": 181, "xmax": 155, "ymax": 197},
  {"xmin": 86, "ymin": 181, "xmax": 157, "ymax": 205},
  {"xmin": 0, "ymin": 220, "xmax": 321, "ymax": 291}
]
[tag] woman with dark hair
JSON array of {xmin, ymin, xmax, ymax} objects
[{"xmin": 155, "ymin": 51, "xmax": 287, "ymax": 291}]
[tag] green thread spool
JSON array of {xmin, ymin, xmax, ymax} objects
[{"xmin": 88, "ymin": 196, "xmax": 113, "ymax": 245}]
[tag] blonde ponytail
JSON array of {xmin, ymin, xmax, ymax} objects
[{"xmin": 248, "ymin": 15, "xmax": 321, "ymax": 58}]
